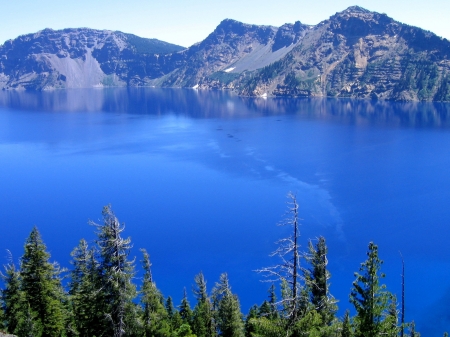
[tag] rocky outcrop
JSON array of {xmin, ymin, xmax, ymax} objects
[
  {"xmin": 1, "ymin": 7, "xmax": 450, "ymax": 101},
  {"xmin": 0, "ymin": 28, "xmax": 184, "ymax": 90},
  {"xmin": 233, "ymin": 6, "xmax": 450, "ymax": 101}
]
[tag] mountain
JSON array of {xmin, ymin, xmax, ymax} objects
[
  {"xmin": 233, "ymin": 6, "xmax": 450, "ymax": 101},
  {"xmin": 1, "ymin": 7, "xmax": 450, "ymax": 101},
  {"xmin": 0, "ymin": 28, "xmax": 185, "ymax": 90}
]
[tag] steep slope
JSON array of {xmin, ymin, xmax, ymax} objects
[
  {"xmin": 157, "ymin": 19, "xmax": 310, "ymax": 88},
  {"xmin": 0, "ymin": 28, "xmax": 184, "ymax": 90},
  {"xmin": 233, "ymin": 6, "xmax": 450, "ymax": 101},
  {"xmin": 1, "ymin": 7, "xmax": 450, "ymax": 101}
]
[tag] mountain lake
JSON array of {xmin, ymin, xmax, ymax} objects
[{"xmin": 0, "ymin": 87, "xmax": 450, "ymax": 335}]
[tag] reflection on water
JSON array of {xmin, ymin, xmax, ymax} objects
[{"xmin": 1, "ymin": 88, "xmax": 450, "ymax": 127}]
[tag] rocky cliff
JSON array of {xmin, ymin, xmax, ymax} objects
[
  {"xmin": 0, "ymin": 28, "xmax": 184, "ymax": 90},
  {"xmin": 1, "ymin": 7, "xmax": 450, "ymax": 101},
  {"xmin": 233, "ymin": 6, "xmax": 450, "ymax": 101}
]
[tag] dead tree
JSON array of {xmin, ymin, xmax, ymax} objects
[
  {"xmin": 256, "ymin": 192, "xmax": 303, "ymax": 327},
  {"xmin": 400, "ymin": 252, "xmax": 405, "ymax": 337}
]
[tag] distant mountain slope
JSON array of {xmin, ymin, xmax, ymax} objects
[
  {"xmin": 233, "ymin": 6, "xmax": 450, "ymax": 101},
  {"xmin": 1, "ymin": 7, "xmax": 450, "ymax": 101},
  {"xmin": 0, "ymin": 28, "xmax": 184, "ymax": 90}
]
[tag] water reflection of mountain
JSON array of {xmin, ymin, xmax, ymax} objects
[{"xmin": 1, "ymin": 88, "xmax": 450, "ymax": 128}]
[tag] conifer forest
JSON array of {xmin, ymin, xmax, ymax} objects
[{"xmin": 0, "ymin": 195, "xmax": 433, "ymax": 337}]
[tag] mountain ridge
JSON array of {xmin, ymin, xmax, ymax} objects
[{"xmin": 1, "ymin": 6, "xmax": 450, "ymax": 101}]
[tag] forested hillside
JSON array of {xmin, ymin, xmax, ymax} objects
[{"xmin": 0, "ymin": 196, "xmax": 433, "ymax": 336}]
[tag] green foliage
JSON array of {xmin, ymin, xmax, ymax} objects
[
  {"xmin": 258, "ymin": 301, "xmax": 271, "ymax": 318},
  {"xmin": 20, "ymin": 226, "xmax": 67, "ymax": 337},
  {"xmin": 93, "ymin": 205, "xmax": 138, "ymax": 336},
  {"xmin": 350, "ymin": 242, "xmax": 395, "ymax": 337},
  {"xmin": 69, "ymin": 239, "xmax": 106, "ymax": 336},
  {"xmin": 1, "ymin": 260, "xmax": 24, "ymax": 334},
  {"xmin": 208, "ymin": 71, "xmax": 241, "ymax": 84},
  {"xmin": 166, "ymin": 297, "xmax": 175, "ymax": 319},
  {"xmin": 173, "ymin": 323, "xmax": 197, "ymax": 337},
  {"xmin": 213, "ymin": 273, "xmax": 244, "ymax": 337},
  {"xmin": 0, "ymin": 203, "xmax": 426, "ymax": 337},
  {"xmin": 434, "ymin": 72, "xmax": 450, "ymax": 101},
  {"xmin": 192, "ymin": 272, "xmax": 214, "ymax": 337},
  {"xmin": 292, "ymin": 310, "xmax": 323, "ymax": 337},
  {"xmin": 244, "ymin": 305, "xmax": 258, "ymax": 337},
  {"xmin": 396, "ymin": 59, "xmax": 441, "ymax": 100},
  {"xmin": 124, "ymin": 33, "xmax": 184, "ymax": 55},
  {"xmin": 179, "ymin": 288, "xmax": 193, "ymax": 325},
  {"xmin": 140, "ymin": 248, "xmax": 170, "ymax": 337},
  {"xmin": 341, "ymin": 310, "xmax": 353, "ymax": 337},
  {"xmin": 245, "ymin": 317, "xmax": 284, "ymax": 337},
  {"xmin": 306, "ymin": 237, "xmax": 337, "ymax": 325}
]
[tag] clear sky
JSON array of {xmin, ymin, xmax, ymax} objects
[{"xmin": 1, "ymin": 0, "xmax": 449, "ymax": 48}]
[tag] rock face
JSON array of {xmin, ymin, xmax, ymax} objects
[
  {"xmin": 235, "ymin": 6, "xmax": 450, "ymax": 101},
  {"xmin": 1, "ymin": 6, "xmax": 450, "ymax": 101},
  {"xmin": 0, "ymin": 28, "xmax": 184, "ymax": 90}
]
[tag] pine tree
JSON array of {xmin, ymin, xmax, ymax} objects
[
  {"xmin": 140, "ymin": 248, "xmax": 171, "ymax": 337},
  {"xmin": 267, "ymin": 284, "xmax": 278, "ymax": 320},
  {"xmin": 179, "ymin": 288, "xmax": 193, "ymax": 325},
  {"xmin": 1, "ymin": 257, "xmax": 25, "ymax": 334},
  {"xmin": 69, "ymin": 239, "xmax": 106, "ymax": 336},
  {"xmin": 20, "ymin": 226, "xmax": 67, "ymax": 337},
  {"xmin": 306, "ymin": 236, "xmax": 337, "ymax": 325},
  {"xmin": 212, "ymin": 273, "xmax": 244, "ymax": 337},
  {"xmin": 166, "ymin": 297, "xmax": 175, "ymax": 319},
  {"xmin": 92, "ymin": 205, "xmax": 138, "ymax": 337},
  {"xmin": 384, "ymin": 298, "xmax": 400, "ymax": 337},
  {"xmin": 244, "ymin": 305, "xmax": 258, "ymax": 337},
  {"xmin": 341, "ymin": 310, "xmax": 353, "ymax": 337},
  {"xmin": 258, "ymin": 301, "xmax": 271, "ymax": 318},
  {"xmin": 192, "ymin": 272, "xmax": 214, "ymax": 337},
  {"xmin": 350, "ymin": 242, "xmax": 393, "ymax": 337}
]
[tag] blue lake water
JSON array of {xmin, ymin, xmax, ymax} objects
[{"xmin": 1, "ymin": 88, "xmax": 450, "ymax": 335}]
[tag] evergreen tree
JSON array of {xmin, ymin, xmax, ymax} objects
[
  {"xmin": 306, "ymin": 236, "xmax": 337, "ymax": 325},
  {"xmin": 15, "ymin": 302, "xmax": 42, "ymax": 337},
  {"xmin": 192, "ymin": 272, "xmax": 214, "ymax": 337},
  {"xmin": 1, "ymin": 258, "xmax": 24, "ymax": 334},
  {"xmin": 140, "ymin": 248, "xmax": 171, "ymax": 337},
  {"xmin": 171, "ymin": 311, "xmax": 184, "ymax": 333},
  {"xmin": 384, "ymin": 298, "xmax": 400, "ymax": 337},
  {"xmin": 350, "ymin": 242, "xmax": 393, "ymax": 337},
  {"xmin": 212, "ymin": 273, "xmax": 244, "ymax": 337},
  {"xmin": 92, "ymin": 205, "xmax": 139, "ymax": 337},
  {"xmin": 20, "ymin": 226, "xmax": 67, "ymax": 337},
  {"xmin": 341, "ymin": 310, "xmax": 353, "ymax": 337},
  {"xmin": 69, "ymin": 239, "xmax": 106, "ymax": 336},
  {"xmin": 179, "ymin": 288, "xmax": 193, "ymax": 325},
  {"xmin": 166, "ymin": 297, "xmax": 175, "ymax": 319},
  {"xmin": 258, "ymin": 301, "xmax": 271, "ymax": 318},
  {"xmin": 244, "ymin": 305, "xmax": 258, "ymax": 337},
  {"xmin": 267, "ymin": 284, "xmax": 278, "ymax": 320},
  {"xmin": 174, "ymin": 323, "xmax": 197, "ymax": 337}
]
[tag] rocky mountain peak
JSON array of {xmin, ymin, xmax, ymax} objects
[{"xmin": 1, "ymin": 8, "xmax": 450, "ymax": 101}]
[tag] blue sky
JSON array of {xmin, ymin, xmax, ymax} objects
[{"xmin": 1, "ymin": 0, "xmax": 449, "ymax": 47}]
